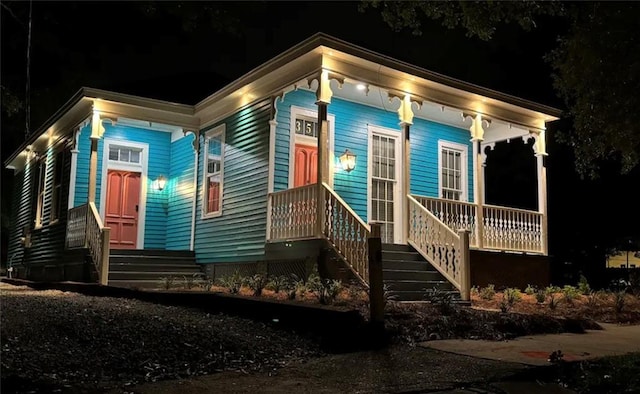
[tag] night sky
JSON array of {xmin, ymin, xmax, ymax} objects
[{"xmin": 2, "ymin": 2, "xmax": 638, "ymax": 279}]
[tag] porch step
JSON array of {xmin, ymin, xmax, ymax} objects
[
  {"xmin": 381, "ymin": 244, "xmax": 459, "ymax": 302},
  {"xmin": 108, "ymin": 249, "xmax": 202, "ymax": 289}
]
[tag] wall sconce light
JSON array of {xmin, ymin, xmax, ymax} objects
[
  {"xmin": 153, "ymin": 175, "xmax": 167, "ymax": 191},
  {"xmin": 339, "ymin": 149, "xmax": 357, "ymax": 173}
]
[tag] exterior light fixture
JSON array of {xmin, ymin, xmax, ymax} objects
[
  {"xmin": 153, "ymin": 175, "xmax": 167, "ymax": 191},
  {"xmin": 356, "ymin": 84, "xmax": 366, "ymax": 91},
  {"xmin": 339, "ymin": 149, "xmax": 357, "ymax": 173}
]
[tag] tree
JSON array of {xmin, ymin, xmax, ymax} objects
[{"xmin": 360, "ymin": 1, "xmax": 640, "ymax": 177}]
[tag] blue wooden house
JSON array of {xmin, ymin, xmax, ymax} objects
[{"xmin": 5, "ymin": 34, "xmax": 560, "ymax": 300}]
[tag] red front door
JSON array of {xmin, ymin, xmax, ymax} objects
[
  {"xmin": 105, "ymin": 170, "xmax": 141, "ymax": 249},
  {"xmin": 293, "ymin": 143, "xmax": 318, "ymax": 187}
]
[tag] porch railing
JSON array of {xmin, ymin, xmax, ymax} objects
[
  {"xmin": 407, "ymin": 195, "xmax": 470, "ymax": 299},
  {"xmin": 322, "ymin": 183, "xmax": 370, "ymax": 285},
  {"xmin": 65, "ymin": 202, "xmax": 111, "ymax": 285},
  {"xmin": 413, "ymin": 195, "xmax": 544, "ymax": 254},
  {"xmin": 267, "ymin": 184, "xmax": 317, "ymax": 240}
]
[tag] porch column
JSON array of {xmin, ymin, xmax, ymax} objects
[
  {"xmin": 313, "ymin": 70, "xmax": 340, "ymax": 237},
  {"xmin": 397, "ymin": 94, "xmax": 414, "ymax": 242},
  {"xmin": 533, "ymin": 130, "xmax": 549, "ymax": 255},
  {"xmin": 467, "ymin": 114, "xmax": 488, "ymax": 249},
  {"xmin": 87, "ymin": 109, "xmax": 115, "ymax": 204}
]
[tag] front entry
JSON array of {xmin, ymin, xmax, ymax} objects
[
  {"xmin": 369, "ymin": 126, "xmax": 403, "ymax": 244},
  {"xmin": 105, "ymin": 170, "xmax": 141, "ymax": 249},
  {"xmin": 293, "ymin": 143, "xmax": 318, "ymax": 187}
]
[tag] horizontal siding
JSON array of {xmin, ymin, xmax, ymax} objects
[
  {"xmin": 275, "ymin": 89, "xmax": 475, "ymax": 224},
  {"xmin": 99, "ymin": 123, "xmax": 172, "ymax": 249},
  {"xmin": 166, "ymin": 134, "xmax": 196, "ymax": 250},
  {"xmin": 73, "ymin": 123, "xmax": 92, "ymax": 207},
  {"xmin": 194, "ymin": 98, "xmax": 271, "ymax": 263},
  {"xmin": 411, "ymin": 118, "xmax": 474, "ymax": 202},
  {"xmin": 7, "ymin": 162, "xmax": 33, "ymax": 268}
]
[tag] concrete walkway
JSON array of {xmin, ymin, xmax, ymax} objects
[{"xmin": 421, "ymin": 323, "xmax": 640, "ymax": 366}]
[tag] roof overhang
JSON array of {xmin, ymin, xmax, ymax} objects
[
  {"xmin": 5, "ymin": 88, "xmax": 198, "ymax": 172},
  {"xmin": 194, "ymin": 33, "xmax": 561, "ymax": 130}
]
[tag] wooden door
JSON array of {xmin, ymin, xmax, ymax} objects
[
  {"xmin": 105, "ymin": 170, "xmax": 141, "ymax": 249},
  {"xmin": 293, "ymin": 144, "xmax": 318, "ymax": 187}
]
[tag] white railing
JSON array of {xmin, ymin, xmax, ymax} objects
[
  {"xmin": 414, "ymin": 196, "xmax": 478, "ymax": 246},
  {"xmin": 408, "ymin": 195, "xmax": 470, "ymax": 299},
  {"xmin": 267, "ymin": 184, "xmax": 317, "ymax": 241},
  {"xmin": 413, "ymin": 195, "xmax": 544, "ymax": 254},
  {"xmin": 65, "ymin": 202, "xmax": 111, "ymax": 285},
  {"xmin": 322, "ymin": 183, "xmax": 370, "ymax": 285},
  {"xmin": 482, "ymin": 204, "xmax": 543, "ymax": 253}
]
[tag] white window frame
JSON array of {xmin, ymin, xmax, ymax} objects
[
  {"xmin": 202, "ymin": 124, "xmax": 225, "ymax": 219},
  {"xmin": 287, "ymin": 105, "xmax": 335, "ymax": 189},
  {"xmin": 49, "ymin": 150, "xmax": 64, "ymax": 224},
  {"xmin": 367, "ymin": 125, "xmax": 403, "ymax": 244},
  {"xmin": 99, "ymin": 138, "xmax": 149, "ymax": 249},
  {"xmin": 34, "ymin": 156, "xmax": 47, "ymax": 229},
  {"xmin": 438, "ymin": 140, "xmax": 468, "ymax": 202}
]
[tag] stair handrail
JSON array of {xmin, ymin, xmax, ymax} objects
[
  {"xmin": 321, "ymin": 182, "xmax": 370, "ymax": 286},
  {"xmin": 407, "ymin": 195, "xmax": 470, "ymax": 300},
  {"xmin": 86, "ymin": 202, "xmax": 111, "ymax": 285}
]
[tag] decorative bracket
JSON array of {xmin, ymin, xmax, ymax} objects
[
  {"xmin": 388, "ymin": 91, "xmax": 422, "ymax": 126},
  {"xmin": 90, "ymin": 110, "xmax": 117, "ymax": 140},
  {"xmin": 308, "ymin": 69, "xmax": 344, "ymax": 105},
  {"xmin": 183, "ymin": 129, "xmax": 200, "ymax": 153},
  {"xmin": 530, "ymin": 129, "xmax": 548, "ymax": 156},
  {"xmin": 463, "ymin": 112, "xmax": 491, "ymax": 142},
  {"xmin": 480, "ymin": 143, "xmax": 495, "ymax": 165}
]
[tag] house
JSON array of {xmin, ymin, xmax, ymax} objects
[
  {"xmin": 607, "ymin": 251, "xmax": 640, "ymax": 269},
  {"xmin": 4, "ymin": 33, "xmax": 560, "ymax": 301}
]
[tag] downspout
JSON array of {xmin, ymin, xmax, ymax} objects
[{"xmin": 189, "ymin": 132, "xmax": 199, "ymax": 251}]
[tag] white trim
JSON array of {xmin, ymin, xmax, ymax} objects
[
  {"xmin": 100, "ymin": 138, "xmax": 149, "ymax": 249},
  {"xmin": 190, "ymin": 134, "xmax": 199, "ymax": 251},
  {"xmin": 367, "ymin": 125, "xmax": 403, "ymax": 244},
  {"xmin": 268, "ymin": 119, "xmax": 277, "ymax": 193},
  {"xmin": 67, "ymin": 128, "xmax": 82, "ymax": 210},
  {"xmin": 287, "ymin": 105, "xmax": 335, "ymax": 188},
  {"xmin": 201, "ymin": 124, "xmax": 225, "ymax": 219},
  {"xmin": 437, "ymin": 140, "xmax": 469, "ymax": 202}
]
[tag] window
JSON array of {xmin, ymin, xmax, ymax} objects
[
  {"xmin": 35, "ymin": 157, "xmax": 47, "ymax": 227},
  {"xmin": 109, "ymin": 146, "xmax": 141, "ymax": 164},
  {"xmin": 50, "ymin": 151, "xmax": 64, "ymax": 222},
  {"xmin": 203, "ymin": 125, "xmax": 225, "ymax": 217},
  {"xmin": 438, "ymin": 141, "xmax": 468, "ymax": 201}
]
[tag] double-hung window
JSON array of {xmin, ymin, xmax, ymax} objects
[
  {"xmin": 203, "ymin": 125, "xmax": 225, "ymax": 217},
  {"xmin": 34, "ymin": 156, "xmax": 47, "ymax": 227},
  {"xmin": 50, "ymin": 151, "xmax": 64, "ymax": 222},
  {"xmin": 438, "ymin": 141, "xmax": 468, "ymax": 201}
]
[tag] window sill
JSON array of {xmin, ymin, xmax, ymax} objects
[{"xmin": 201, "ymin": 211, "xmax": 222, "ymax": 220}]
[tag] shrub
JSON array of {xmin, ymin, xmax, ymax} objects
[
  {"xmin": 578, "ymin": 274, "xmax": 591, "ymax": 295},
  {"xmin": 480, "ymin": 284, "xmax": 496, "ymax": 300},
  {"xmin": 217, "ymin": 270, "xmax": 243, "ymax": 294},
  {"xmin": 586, "ymin": 290, "xmax": 604, "ymax": 309},
  {"xmin": 201, "ymin": 278, "xmax": 214, "ymax": 291},
  {"xmin": 423, "ymin": 287, "xmax": 456, "ymax": 315},
  {"xmin": 246, "ymin": 274, "xmax": 269, "ymax": 296},
  {"xmin": 548, "ymin": 292, "xmax": 560, "ymax": 310},
  {"xmin": 615, "ymin": 291, "xmax": 627, "ymax": 314},
  {"xmin": 524, "ymin": 284, "xmax": 536, "ymax": 295},
  {"xmin": 630, "ymin": 271, "xmax": 640, "ymax": 297},
  {"xmin": 545, "ymin": 285, "xmax": 562, "ymax": 296},
  {"xmin": 266, "ymin": 275, "xmax": 287, "ymax": 293},
  {"xmin": 182, "ymin": 273, "xmax": 201, "ymax": 290},
  {"xmin": 319, "ymin": 279, "xmax": 343, "ymax": 305},
  {"xmin": 160, "ymin": 276, "xmax": 175, "ymax": 290},
  {"xmin": 282, "ymin": 274, "xmax": 303, "ymax": 300},
  {"xmin": 470, "ymin": 285, "xmax": 480, "ymax": 297},
  {"xmin": 382, "ymin": 283, "xmax": 398, "ymax": 307},
  {"xmin": 562, "ymin": 285, "xmax": 581, "ymax": 304},
  {"xmin": 499, "ymin": 287, "xmax": 522, "ymax": 312},
  {"xmin": 535, "ymin": 289, "xmax": 546, "ymax": 304}
]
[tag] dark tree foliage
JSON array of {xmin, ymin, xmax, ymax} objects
[{"xmin": 361, "ymin": 1, "xmax": 640, "ymax": 177}]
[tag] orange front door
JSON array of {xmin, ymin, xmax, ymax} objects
[
  {"xmin": 105, "ymin": 170, "xmax": 141, "ymax": 249},
  {"xmin": 293, "ymin": 144, "xmax": 318, "ymax": 187}
]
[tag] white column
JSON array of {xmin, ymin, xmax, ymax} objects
[
  {"xmin": 314, "ymin": 70, "xmax": 334, "ymax": 237},
  {"xmin": 534, "ymin": 129, "xmax": 548, "ymax": 255},
  {"xmin": 467, "ymin": 114, "xmax": 487, "ymax": 249},
  {"xmin": 67, "ymin": 127, "xmax": 82, "ymax": 209},
  {"xmin": 396, "ymin": 94, "xmax": 415, "ymax": 243}
]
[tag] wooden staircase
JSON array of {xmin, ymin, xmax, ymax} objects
[
  {"xmin": 107, "ymin": 249, "xmax": 204, "ymax": 289},
  {"xmin": 382, "ymin": 244, "xmax": 460, "ymax": 302}
]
